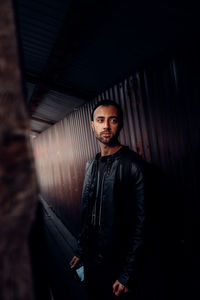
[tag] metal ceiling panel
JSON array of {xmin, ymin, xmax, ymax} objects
[
  {"xmin": 15, "ymin": 0, "xmax": 200, "ymax": 98},
  {"xmin": 32, "ymin": 90, "xmax": 86, "ymax": 125},
  {"xmin": 30, "ymin": 119, "xmax": 50, "ymax": 132}
]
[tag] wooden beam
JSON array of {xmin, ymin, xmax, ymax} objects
[
  {"xmin": 31, "ymin": 116, "xmax": 54, "ymax": 125},
  {"xmin": 30, "ymin": 129, "xmax": 41, "ymax": 134},
  {"xmin": 0, "ymin": 1, "xmax": 38, "ymax": 299}
]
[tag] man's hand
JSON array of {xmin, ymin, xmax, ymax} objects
[
  {"xmin": 69, "ymin": 256, "xmax": 80, "ymax": 269},
  {"xmin": 113, "ymin": 280, "xmax": 129, "ymax": 297}
]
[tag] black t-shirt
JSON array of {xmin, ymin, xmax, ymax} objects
[{"xmin": 88, "ymin": 154, "xmax": 111, "ymax": 258}]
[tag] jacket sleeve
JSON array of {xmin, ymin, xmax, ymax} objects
[{"xmin": 117, "ymin": 162, "xmax": 146, "ymax": 288}]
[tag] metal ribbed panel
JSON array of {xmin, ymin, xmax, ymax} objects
[{"xmin": 33, "ymin": 53, "xmax": 198, "ymax": 243}]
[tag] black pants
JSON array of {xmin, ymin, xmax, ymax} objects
[{"xmin": 84, "ymin": 262, "xmax": 134, "ymax": 300}]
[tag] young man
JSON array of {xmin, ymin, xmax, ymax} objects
[{"xmin": 70, "ymin": 100, "xmax": 147, "ymax": 299}]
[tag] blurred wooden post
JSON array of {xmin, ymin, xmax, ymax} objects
[{"xmin": 0, "ymin": 0, "xmax": 38, "ymax": 299}]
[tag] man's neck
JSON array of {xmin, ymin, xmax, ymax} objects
[{"xmin": 99, "ymin": 143, "xmax": 123, "ymax": 157}]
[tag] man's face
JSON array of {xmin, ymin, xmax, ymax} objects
[{"xmin": 91, "ymin": 105, "xmax": 121, "ymax": 145}]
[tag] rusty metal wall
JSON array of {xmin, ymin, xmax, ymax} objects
[{"xmin": 33, "ymin": 48, "xmax": 199, "ymax": 248}]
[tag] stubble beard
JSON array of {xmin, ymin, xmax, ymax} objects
[{"xmin": 94, "ymin": 130, "xmax": 119, "ymax": 146}]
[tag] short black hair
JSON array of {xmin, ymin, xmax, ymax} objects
[{"xmin": 91, "ymin": 100, "xmax": 123, "ymax": 128}]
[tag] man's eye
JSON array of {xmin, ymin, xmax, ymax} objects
[
  {"xmin": 97, "ymin": 119, "xmax": 103, "ymax": 123},
  {"xmin": 111, "ymin": 119, "xmax": 118, "ymax": 123}
]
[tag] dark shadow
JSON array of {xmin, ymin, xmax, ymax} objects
[
  {"xmin": 135, "ymin": 162, "xmax": 184, "ymax": 300},
  {"xmin": 29, "ymin": 201, "xmax": 51, "ymax": 300}
]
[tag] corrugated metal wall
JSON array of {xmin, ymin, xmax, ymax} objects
[{"xmin": 33, "ymin": 49, "xmax": 198, "ymax": 249}]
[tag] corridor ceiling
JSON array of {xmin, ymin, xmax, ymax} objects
[{"xmin": 14, "ymin": 0, "xmax": 199, "ymax": 136}]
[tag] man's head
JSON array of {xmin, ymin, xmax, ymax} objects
[{"xmin": 91, "ymin": 100, "xmax": 123, "ymax": 146}]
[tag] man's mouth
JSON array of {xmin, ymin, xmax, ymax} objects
[{"xmin": 102, "ymin": 132, "xmax": 111, "ymax": 137}]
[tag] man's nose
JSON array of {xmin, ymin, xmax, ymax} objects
[{"xmin": 103, "ymin": 119, "xmax": 110, "ymax": 129}]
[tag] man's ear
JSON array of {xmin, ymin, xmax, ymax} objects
[{"xmin": 91, "ymin": 121, "xmax": 94, "ymax": 131}]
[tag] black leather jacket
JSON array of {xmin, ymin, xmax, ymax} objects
[{"xmin": 76, "ymin": 146, "xmax": 147, "ymax": 288}]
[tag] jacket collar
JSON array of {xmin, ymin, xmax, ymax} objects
[{"xmin": 95, "ymin": 145, "xmax": 129, "ymax": 160}]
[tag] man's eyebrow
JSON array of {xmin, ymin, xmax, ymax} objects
[{"xmin": 96, "ymin": 115, "xmax": 118, "ymax": 118}]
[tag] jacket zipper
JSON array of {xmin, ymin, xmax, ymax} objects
[
  {"xmin": 98, "ymin": 161, "xmax": 112, "ymax": 227},
  {"xmin": 98, "ymin": 171, "xmax": 106, "ymax": 227},
  {"xmin": 89, "ymin": 160, "xmax": 97, "ymax": 226},
  {"xmin": 92, "ymin": 168, "xmax": 100, "ymax": 225}
]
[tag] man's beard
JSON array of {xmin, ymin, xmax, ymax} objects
[{"xmin": 94, "ymin": 130, "xmax": 119, "ymax": 146}]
